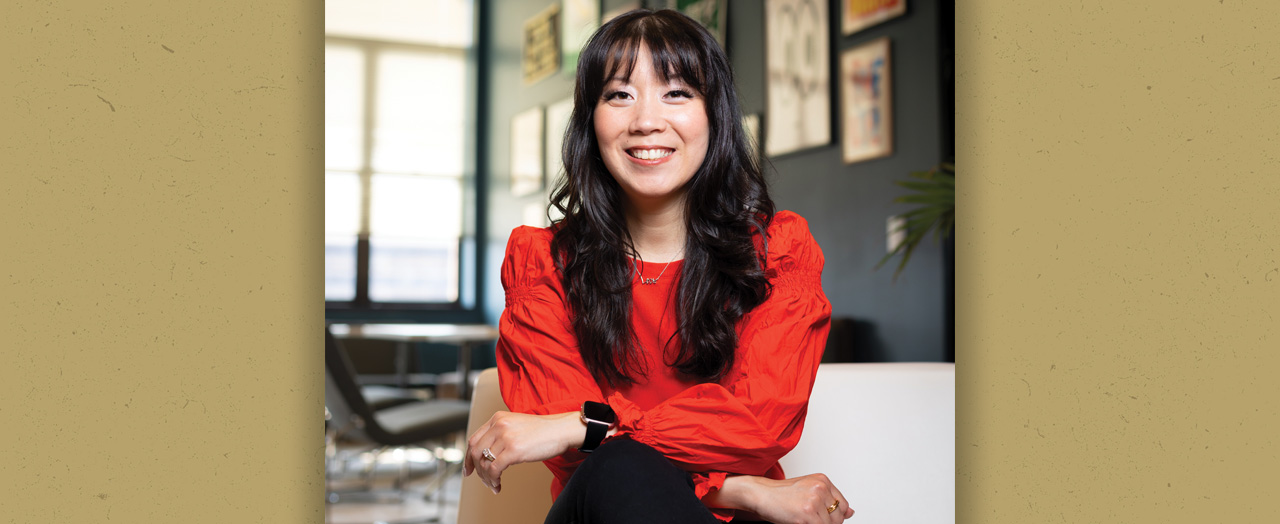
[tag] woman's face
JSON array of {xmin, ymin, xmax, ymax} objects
[{"xmin": 593, "ymin": 45, "xmax": 710, "ymax": 208}]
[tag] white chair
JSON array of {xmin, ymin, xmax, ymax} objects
[
  {"xmin": 457, "ymin": 363, "xmax": 955, "ymax": 524},
  {"xmin": 780, "ymin": 363, "xmax": 955, "ymax": 524},
  {"xmin": 456, "ymin": 368, "xmax": 555, "ymax": 524}
]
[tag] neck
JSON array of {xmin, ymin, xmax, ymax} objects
[{"xmin": 623, "ymin": 195, "xmax": 686, "ymax": 261}]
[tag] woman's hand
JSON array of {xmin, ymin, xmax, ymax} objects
[
  {"xmin": 463, "ymin": 410, "xmax": 582, "ymax": 494},
  {"xmin": 714, "ymin": 473, "xmax": 855, "ymax": 523}
]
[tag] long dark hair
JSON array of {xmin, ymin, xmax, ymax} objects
[{"xmin": 549, "ymin": 9, "xmax": 774, "ymax": 389}]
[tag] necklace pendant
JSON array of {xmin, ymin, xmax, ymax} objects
[{"xmin": 641, "ymin": 277, "xmax": 658, "ymax": 285}]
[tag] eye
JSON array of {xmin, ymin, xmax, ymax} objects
[
  {"xmin": 666, "ymin": 89, "xmax": 695, "ymax": 99},
  {"xmin": 602, "ymin": 91, "xmax": 632, "ymax": 102}
]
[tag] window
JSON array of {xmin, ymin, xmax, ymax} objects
[{"xmin": 325, "ymin": 0, "xmax": 478, "ymax": 310}]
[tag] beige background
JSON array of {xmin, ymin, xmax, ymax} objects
[{"xmin": 4, "ymin": 1, "xmax": 1278, "ymax": 522}]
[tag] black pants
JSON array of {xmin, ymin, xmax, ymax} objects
[{"xmin": 544, "ymin": 439, "xmax": 721, "ymax": 524}]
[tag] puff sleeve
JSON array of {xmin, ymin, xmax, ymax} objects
[
  {"xmin": 495, "ymin": 226, "xmax": 604, "ymax": 497},
  {"xmin": 496, "ymin": 212, "xmax": 831, "ymax": 519}
]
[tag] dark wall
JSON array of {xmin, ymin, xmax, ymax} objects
[
  {"xmin": 727, "ymin": 0, "xmax": 948, "ymax": 361},
  {"xmin": 483, "ymin": 0, "xmax": 951, "ymax": 362}
]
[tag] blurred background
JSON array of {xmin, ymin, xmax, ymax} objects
[{"xmin": 324, "ymin": 1, "xmax": 953, "ymax": 522}]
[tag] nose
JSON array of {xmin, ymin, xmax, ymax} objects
[{"xmin": 628, "ymin": 97, "xmax": 666, "ymax": 135}]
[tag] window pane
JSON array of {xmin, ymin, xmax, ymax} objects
[
  {"xmin": 325, "ymin": 236, "xmax": 358, "ymax": 301},
  {"xmin": 325, "ymin": 171, "xmax": 362, "ymax": 235},
  {"xmin": 326, "ymin": 45, "xmax": 364, "ymax": 171},
  {"xmin": 369, "ymin": 237, "xmax": 459, "ymax": 303},
  {"xmin": 326, "ymin": 0, "xmax": 473, "ymax": 48},
  {"xmin": 373, "ymin": 50, "xmax": 466, "ymax": 177},
  {"xmin": 368, "ymin": 174, "xmax": 461, "ymax": 303},
  {"xmin": 369, "ymin": 174, "xmax": 461, "ymax": 239},
  {"xmin": 325, "ymin": 172, "xmax": 361, "ymax": 301}
]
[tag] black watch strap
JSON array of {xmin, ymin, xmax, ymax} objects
[
  {"xmin": 579, "ymin": 401, "xmax": 616, "ymax": 453},
  {"xmin": 580, "ymin": 418, "xmax": 609, "ymax": 453}
]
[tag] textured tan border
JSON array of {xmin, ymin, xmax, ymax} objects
[
  {"xmin": 6, "ymin": 1, "xmax": 1279, "ymax": 522},
  {"xmin": 957, "ymin": 1, "xmax": 1280, "ymax": 522},
  {"xmin": 5, "ymin": 1, "xmax": 321, "ymax": 521}
]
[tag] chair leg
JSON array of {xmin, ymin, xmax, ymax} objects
[{"xmin": 324, "ymin": 434, "xmax": 464, "ymax": 523}]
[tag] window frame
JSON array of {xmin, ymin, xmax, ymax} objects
[{"xmin": 323, "ymin": 22, "xmax": 487, "ymax": 322}]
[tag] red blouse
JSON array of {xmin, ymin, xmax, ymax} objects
[{"xmin": 496, "ymin": 211, "xmax": 832, "ymax": 522}]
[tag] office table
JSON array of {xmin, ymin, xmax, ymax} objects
[{"xmin": 328, "ymin": 323, "xmax": 500, "ymax": 398}]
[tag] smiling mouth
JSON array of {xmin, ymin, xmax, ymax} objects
[{"xmin": 627, "ymin": 148, "xmax": 674, "ymax": 160}]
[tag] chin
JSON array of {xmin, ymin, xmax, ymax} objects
[{"xmin": 628, "ymin": 184, "xmax": 687, "ymax": 202}]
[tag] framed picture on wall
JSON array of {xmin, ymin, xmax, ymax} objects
[
  {"xmin": 544, "ymin": 96, "xmax": 574, "ymax": 188},
  {"xmin": 742, "ymin": 113, "xmax": 761, "ymax": 160},
  {"xmin": 840, "ymin": 37, "xmax": 893, "ymax": 164},
  {"xmin": 522, "ymin": 201, "xmax": 549, "ymax": 227},
  {"xmin": 510, "ymin": 106, "xmax": 544, "ymax": 197},
  {"xmin": 603, "ymin": 1, "xmax": 641, "ymax": 24},
  {"xmin": 523, "ymin": 3, "xmax": 560, "ymax": 85},
  {"xmin": 668, "ymin": 0, "xmax": 727, "ymax": 46},
  {"xmin": 764, "ymin": 0, "xmax": 831, "ymax": 157},
  {"xmin": 561, "ymin": 0, "xmax": 600, "ymax": 76},
  {"xmin": 842, "ymin": 0, "xmax": 906, "ymax": 36}
]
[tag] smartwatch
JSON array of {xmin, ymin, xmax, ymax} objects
[{"xmin": 579, "ymin": 401, "xmax": 617, "ymax": 453}]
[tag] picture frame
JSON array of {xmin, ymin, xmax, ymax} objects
[
  {"xmin": 840, "ymin": 37, "xmax": 893, "ymax": 164},
  {"xmin": 742, "ymin": 113, "xmax": 761, "ymax": 160},
  {"xmin": 510, "ymin": 106, "xmax": 544, "ymax": 197},
  {"xmin": 842, "ymin": 0, "xmax": 906, "ymax": 36},
  {"xmin": 668, "ymin": 0, "xmax": 727, "ymax": 46},
  {"xmin": 523, "ymin": 3, "xmax": 561, "ymax": 85},
  {"xmin": 602, "ymin": 1, "xmax": 641, "ymax": 24},
  {"xmin": 561, "ymin": 0, "xmax": 600, "ymax": 77},
  {"xmin": 522, "ymin": 201, "xmax": 549, "ymax": 227},
  {"xmin": 544, "ymin": 96, "xmax": 574, "ymax": 189},
  {"xmin": 764, "ymin": 0, "xmax": 831, "ymax": 157}
]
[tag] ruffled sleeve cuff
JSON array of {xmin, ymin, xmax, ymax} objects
[
  {"xmin": 690, "ymin": 472, "xmax": 735, "ymax": 522},
  {"xmin": 603, "ymin": 390, "xmax": 650, "ymax": 444}
]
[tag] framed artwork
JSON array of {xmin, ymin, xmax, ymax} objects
[
  {"xmin": 842, "ymin": 0, "xmax": 906, "ymax": 36},
  {"xmin": 544, "ymin": 97, "xmax": 575, "ymax": 187},
  {"xmin": 668, "ymin": 0, "xmax": 727, "ymax": 46},
  {"xmin": 602, "ymin": 1, "xmax": 641, "ymax": 24},
  {"xmin": 742, "ymin": 113, "xmax": 761, "ymax": 159},
  {"xmin": 764, "ymin": 0, "xmax": 831, "ymax": 157},
  {"xmin": 840, "ymin": 37, "xmax": 892, "ymax": 164},
  {"xmin": 561, "ymin": 0, "xmax": 600, "ymax": 76},
  {"xmin": 523, "ymin": 3, "xmax": 561, "ymax": 85},
  {"xmin": 522, "ymin": 202, "xmax": 549, "ymax": 228},
  {"xmin": 510, "ymin": 106, "xmax": 544, "ymax": 197}
]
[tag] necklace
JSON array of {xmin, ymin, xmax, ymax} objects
[{"xmin": 633, "ymin": 250, "xmax": 683, "ymax": 285}]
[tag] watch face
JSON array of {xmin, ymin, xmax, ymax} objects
[{"xmin": 583, "ymin": 401, "xmax": 617, "ymax": 424}]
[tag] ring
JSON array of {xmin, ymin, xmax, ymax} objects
[
  {"xmin": 481, "ymin": 448, "xmax": 496, "ymax": 461},
  {"xmin": 827, "ymin": 500, "xmax": 840, "ymax": 514}
]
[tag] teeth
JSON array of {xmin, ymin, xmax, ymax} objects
[{"xmin": 631, "ymin": 148, "xmax": 673, "ymax": 160}]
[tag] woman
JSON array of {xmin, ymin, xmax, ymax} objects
[{"xmin": 464, "ymin": 9, "xmax": 852, "ymax": 524}]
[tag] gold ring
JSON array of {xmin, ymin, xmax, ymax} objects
[
  {"xmin": 481, "ymin": 448, "xmax": 496, "ymax": 461},
  {"xmin": 827, "ymin": 500, "xmax": 840, "ymax": 514}
]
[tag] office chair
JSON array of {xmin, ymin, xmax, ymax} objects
[{"xmin": 325, "ymin": 325, "xmax": 472, "ymax": 520}]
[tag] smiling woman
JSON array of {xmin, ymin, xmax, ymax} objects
[
  {"xmin": 464, "ymin": 9, "xmax": 853, "ymax": 524},
  {"xmin": 593, "ymin": 46, "xmax": 710, "ymax": 209}
]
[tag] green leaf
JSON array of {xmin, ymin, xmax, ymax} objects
[{"xmin": 876, "ymin": 160, "xmax": 956, "ymax": 282}]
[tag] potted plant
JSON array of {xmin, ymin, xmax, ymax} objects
[{"xmin": 877, "ymin": 161, "xmax": 954, "ymax": 280}]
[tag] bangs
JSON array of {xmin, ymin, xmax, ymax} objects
[{"xmin": 599, "ymin": 20, "xmax": 707, "ymax": 92}]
